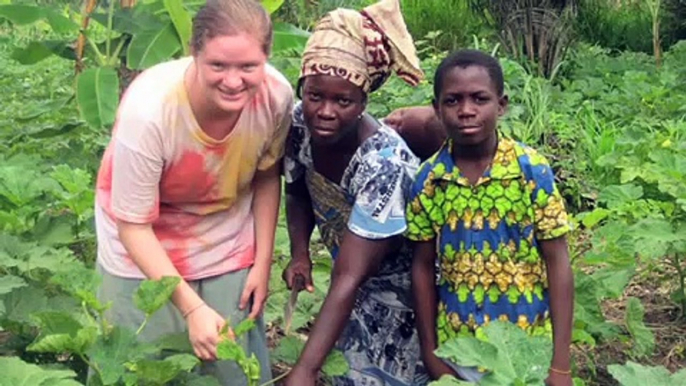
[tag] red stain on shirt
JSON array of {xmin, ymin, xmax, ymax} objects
[{"xmin": 160, "ymin": 150, "xmax": 217, "ymax": 203}]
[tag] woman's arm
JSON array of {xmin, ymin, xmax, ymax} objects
[
  {"xmin": 240, "ymin": 163, "xmax": 282, "ymax": 319},
  {"xmin": 290, "ymin": 231, "xmax": 393, "ymax": 375}
]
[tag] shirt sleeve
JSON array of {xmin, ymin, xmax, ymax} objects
[
  {"xmin": 347, "ymin": 151, "xmax": 413, "ymax": 240},
  {"xmin": 257, "ymin": 93, "xmax": 294, "ymax": 171},
  {"xmin": 283, "ymin": 103, "xmax": 307, "ymax": 184},
  {"xmin": 530, "ymin": 161, "xmax": 571, "ymax": 240},
  {"xmin": 110, "ymin": 110, "xmax": 164, "ymax": 224},
  {"xmin": 404, "ymin": 164, "xmax": 437, "ymax": 241}
]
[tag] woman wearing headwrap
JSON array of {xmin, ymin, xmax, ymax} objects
[{"xmin": 281, "ymin": 1, "xmax": 429, "ymax": 385}]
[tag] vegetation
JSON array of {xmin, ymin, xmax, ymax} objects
[{"xmin": 1, "ymin": 0, "xmax": 685, "ymax": 385}]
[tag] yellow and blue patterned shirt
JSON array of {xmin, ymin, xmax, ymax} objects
[{"xmin": 405, "ymin": 137, "xmax": 570, "ymax": 344}]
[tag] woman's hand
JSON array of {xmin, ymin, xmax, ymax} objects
[
  {"xmin": 186, "ymin": 304, "xmax": 226, "ymax": 361},
  {"xmin": 240, "ymin": 263, "xmax": 271, "ymax": 319},
  {"xmin": 282, "ymin": 254, "xmax": 315, "ymax": 293}
]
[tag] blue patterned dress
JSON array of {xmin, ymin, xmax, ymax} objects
[{"xmin": 284, "ymin": 103, "xmax": 429, "ymax": 386}]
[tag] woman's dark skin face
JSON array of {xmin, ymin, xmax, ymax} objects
[
  {"xmin": 301, "ymin": 75, "xmax": 378, "ymax": 182},
  {"xmin": 301, "ymin": 75, "xmax": 375, "ymax": 147}
]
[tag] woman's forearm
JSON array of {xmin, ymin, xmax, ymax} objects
[
  {"xmin": 252, "ymin": 166, "xmax": 282, "ymax": 268},
  {"xmin": 117, "ymin": 221, "xmax": 203, "ymax": 314},
  {"xmin": 285, "ymin": 181, "xmax": 315, "ymax": 259}
]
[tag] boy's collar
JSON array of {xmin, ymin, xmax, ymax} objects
[{"xmin": 429, "ymin": 135, "xmax": 521, "ymax": 185}]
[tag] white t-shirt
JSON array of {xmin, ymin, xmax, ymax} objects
[{"xmin": 95, "ymin": 57, "xmax": 294, "ymax": 280}]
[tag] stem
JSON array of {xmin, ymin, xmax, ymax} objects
[
  {"xmin": 136, "ymin": 315, "xmax": 150, "ymax": 335},
  {"xmin": 105, "ymin": 0, "xmax": 116, "ymax": 60},
  {"xmin": 81, "ymin": 353, "xmax": 103, "ymax": 385},
  {"xmin": 85, "ymin": 34, "xmax": 106, "ymax": 66},
  {"xmin": 109, "ymin": 37, "xmax": 127, "ymax": 67},
  {"xmin": 260, "ymin": 369, "xmax": 291, "ymax": 386},
  {"xmin": 674, "ymin": 253, "xmax": 686, "ymax": 319}
]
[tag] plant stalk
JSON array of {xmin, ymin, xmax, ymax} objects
[
  {"xmin": 105, "ymin": 0, "xmax": 116, "ymax": 61},
  {"xmin": 260, "ymin": 369, "xmax": 291, "ymax": 386},
  {"xmin": 674, "ymin": 253, "xmax": 686, "ymax": 318}
]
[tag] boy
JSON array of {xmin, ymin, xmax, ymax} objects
[{"xmin": 405, "ymin": 49, "xmax": 574, "ymax": 386}]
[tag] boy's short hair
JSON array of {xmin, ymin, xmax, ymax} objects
[{"xmin": 433, "ymin": 49, "xmax": 505, "ymax": 99}]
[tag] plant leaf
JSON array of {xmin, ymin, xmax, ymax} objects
[
  {"xmin": 598, "ymin": 184, "xmax": 643, "ymax": 209},
  {"xmin": 127, "ymin": 23, "xmax": 182, "ymax": 70},
  {"xmin": 321, "ymin": 349, "xmax": 349, "ymax": 377},
  {"xmin": 624, "ymin": 297, "xmax": 655, "ymax": 357},
  {"xmin": 261, "ymin": 0, "xmax": 285, "ymax": 14},
  {"xmin": 0, "ymin": 356, "xmax": 81, "ymax": 386},
  {"xmin": 216, "ymin": 340, "xmax": 246, "ymax": 362},
  {"xmin": 0, "ymin": 5, "xmax": 42, "ymax": 25},
  {"xmin": 234, "ymin": 318, "xmax": 256, "ymax": 337},
  {"xmin": 87, "ymin": 326, "xmax": 147, "ymax": 385},
  {"xmin": 163, "ymin": 0, "xmax": 192, "ymax": 55},
  {"xmin": 608, "ymin": 361, "xmax": 678, "ymax": 386},
  {"xmin": 272, "ymin": 22, "xmax": 310, "ymax": 52},
  {"xmin": 76, "ymin": 67, "xmax": 120, "ymax": 129},
  {"xmin": 133, "ymin": 354, "xmax": 199, "ymax": 384},
  {"xmin": 0, "ymin": 275, "xmax": 26, "ymax": 295},
  {"xmin": 133, "ymin": 276, "xmax": 180, "ymax": 316},
  {"xmin": 428, "ymin": 375, "xmax": 473, "ymax": 386}
]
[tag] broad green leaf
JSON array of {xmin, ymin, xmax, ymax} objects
[
  {"xmin": 18, "ymin": 94, "xmax": 74, "ymax": 121},
  {"xmin": 127, "ymin": 23, "xmax": 182, "ymax": 70},
  {"xmin": 28, "ymin": 326, "xmax": 98, "ymax": 354},
  {"xmin": 261, "ymin": 0, "xmax": 285, "ymax": 14},
  {"xmin": 429, "ymin": 375, "xmax": 473, "ymax": 385},
  {"xmin": 271, "ymin": 335, "xmax": 302, "ymax": 364},
  {"xmin": 272, "ymin": 22, "xmax": 310, "ymax": 53},
  {"xmin": 435, "ymin": 322, "xmax": 552, "ymax": 384},
  {"xmin": 133, "ymin": 354, "xmax": 199, "ymax": 384},
  {"xmin": 153, "ymin": 331, "xmax": 193, "ymax": 353},
  {"xmin": 0, "ymin": 275, "xmax": 26, "ymax": 295},
  {"xmin": 271, "ymin": 335, "xmax": 348, "ymax": 376},
  {"xmin": 32, "ymin": 215, "xmax": 75, "ymax": 246},
  {"xmin": 91, "ymin": 8, "xmax": 166, "ymax": 35},
  {"xmin": 76, "ymin": 67, "xmax": 120, "ymax": 129},
  {"xmin": 43, "ymin": 9, "xmax": 79, "ymax": 34},
  {"xmin": 598, "ymin": 184, "xmax": 643, "ymax": 209},
  {"xmin": 608, "ymin": 361, "xmax": 685, "ymax": 386},
  {"xmin": 435, "ymin": 335, "xmax": 498, "ymax": 368},
  {"xmin": 0, "ymin": 5, "xmax": 42, "ymax": 24},
  {"xmin": 591, "ymin": 267, "xmax": 635, "ymax": 299},
  {"xmin": 321, "ymin": 349, "xmax": 349, "ymax": 377},
  {"xmin": 87, "ymin": 326, "xmax": 147, "ymax": 385},
  {"xmin": 2, "ymin": 285, "xmax": 49, "ymax": 326},
  {"xmin": 216, "ymin": 340, "xmax": 246, "ymax": 362},
  {"xmin": 234, "ymin": 318, "xmax": 256, "ymax": 337},
  {"xmin": 624, "ymin": 297, "xmax": 655, "ymax": 357},
  {"xmin": 579, "ymin": 208, "xmax": 610, "ymax": 228},
  {"xmin": 133, "ymin": 276, "xmax": 180, "ymax": 316},
  {"xmin": 163, "ymin": 0, "xmax": 192, "ymax": 55},
  {"xmin": 11, "ymin": 41, "xmax": 54, "ymax": 65},
  {"xmin": 0, "ymin": 356, "xmax": 81, "ymax": 386},
  {"xmin": 630, "ymin": 218, "xmax": 678, "ymax": 259}
]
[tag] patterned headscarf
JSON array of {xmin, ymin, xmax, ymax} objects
[{"xmin": 299, "ymin": 0, "xmax": 424, "ymax": 94}]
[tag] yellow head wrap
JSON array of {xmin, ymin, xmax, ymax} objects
[{"xmin": 300, "ymin": 0, "xmax": 424, "ymax": 93}]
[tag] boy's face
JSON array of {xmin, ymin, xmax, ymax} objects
[{"xmin": 433, "ymin": 65, "xmax": 507, "ymax": 146}]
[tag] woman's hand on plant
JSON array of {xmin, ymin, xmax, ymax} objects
[
  {"xmin": 186, "ymin": 304, "xmax": 225, "ymax": 361},
  {"xmin": 282, "ymin": 254, "xmax": 315, "ymax": 293}
]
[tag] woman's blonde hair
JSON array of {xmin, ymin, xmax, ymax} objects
[{"xmin": 191, "ymin": 0, "xmax": 273, "ymax": 55}]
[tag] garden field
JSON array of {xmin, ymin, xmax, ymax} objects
[{"xmin": 0, "ymin": 0, "xmax": 685, "ymax": 385}]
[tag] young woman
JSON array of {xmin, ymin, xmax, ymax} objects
[
  {"xmin": 93, "ymin": 0, "xmax": 293, "ymax": 384},
  {"xmin": 281, "ymin": 1, "xmax": 429, "ymax": 385}
]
